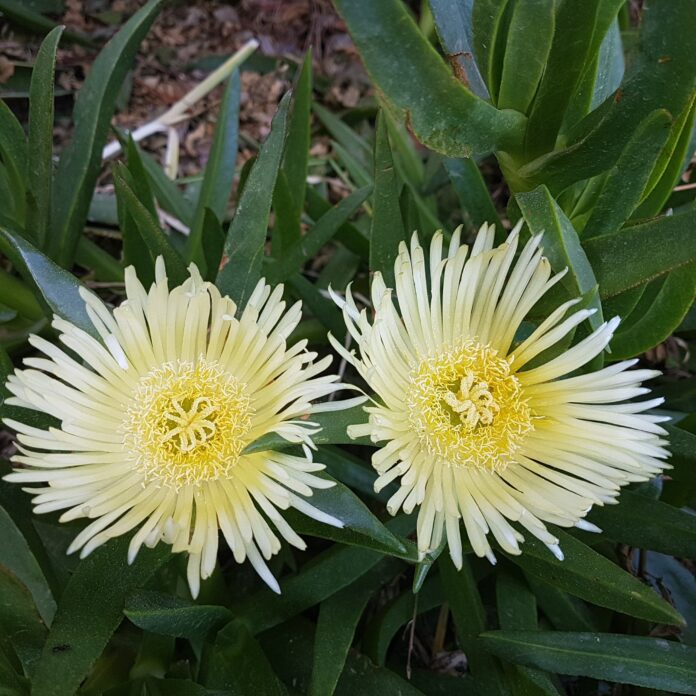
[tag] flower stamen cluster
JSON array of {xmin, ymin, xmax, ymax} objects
[{"xmin": 407, "ymin": 341, "xmax": 533, "ymax": 472}]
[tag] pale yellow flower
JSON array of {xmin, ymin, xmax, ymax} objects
[
  {"xmin": 5, "ymin": 259, "xmax": 349, "ymax": 596},
  {"xmin": 331, "ymin": 223, "xmax": 669, "ymax": 567}
]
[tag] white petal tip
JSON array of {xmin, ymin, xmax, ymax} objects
[
  {"xmin": 548, "ymin": 544, "xmax": 564, "ymax": 561},
  {"xmin": 575, "ymin": 520, "xmax": 602, "ymax": 534}
]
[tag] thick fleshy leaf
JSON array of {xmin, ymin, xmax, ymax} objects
[
  {"xmin": 203, "ymin": 619, "xmax": 286, "ymax": 694},
  {"xmin": 139, "ymin": 147, "xmax": 193, "ymax": 227},
  {"xmin": 0, "ymin": 460, "xmax": 58, "ymax": 603},
  {"xmin": 0, "ymin": 646, "xmax": 29, "ymax": 694},
  {"xmin": 497, "ymin": 571, "xmax": 569, "ymax": 696},
  {"xmin": 272, "ymin": 172, "xmax": 300, "ymax": 259},
  {"xmin": 216, "ymin": 92, "xmax": 290, "ymax": 308},
  {"xmin": 200, "ymin": 207, "xmax": 226, "ymax": 282},
  {"xmin": 312, "ymin": 102, "xmax": 372, "ymax": 169},
  {"xmin": 49, "ymin": 0, "xmax": 164, "ymax": 265},
  {"xmin": 497, "ymin": 0, "xmax": 555, "ymax": 115},
  {"xmin": 582, "ymin": 109, "xmax": 672, "ymax": 238},
  {"xmin": 471, "ymin": 0, "xmax": 509, "ymax": 102},
  {"xmin": 497, "ymin": 571, "xmax": 537, "ymax": 630},
  {"xmin": 309, "ymin": 559, "xmax": 402, "ymax": 696},
  {"xmin": 319, "ymin": 446, "xmax": 389, "ymax": 504},
  {"xmin": 265, "ymin": 185, "xmax": 371, "ymax": 284},
  {"xmin": 638, "ymin": 92, "xmax": 696, "ymax": 212},
  {"xmin": 0, "ymin": 244, "xmax": 89, "ymax": 321},
  {"xmin": 136, "ymin": 678, "xmax": 211, "ymax": 696},
  {"xmin": 272, "ymin": 52, "xmax": 312, "ymax": 257},
  {"xmin": 370, "ymin": 111, "xmax": 406, "ymax": 288},
  {"xmin": 517, "ymin": 185, "xmax": 603, "ymax": 330},
  {"xmin": 439, "ymin": 556, "xmax": 509, "ymax": 693},
  {"xmin": 412, "ymin": 538, "xmax": 447, "ymax": 593},
  {"xmin": 0, "ymin": 0, "xmax": 91, "ymax": 46},
  {"xmin": 364, "ymin": 573, "xmax": 442, "ymax": 666},
  {"xmin": 525, "ymin": 574, "xmax": 599, "ymax": 632},
  {"xmin": 186, "ymin": 70, "xmax": 240, "ymax": 274},
  {"xmin": 662, "ymin": 425, "xmax": 696, "ymax": 507},
  {"xmin": 524, "ymin": 0, "xmax": 602, "ymax": 159},
  {"xmin": 337, "ymin": 654, "xmax": 426, "ymax": 696},
  {"xmin": 26, "ymin": 26, "xmax": 63, "ymax": 249},
  {"xmin": 590, "ymin": 17, "xmax": 624, "ymax": 110},
  {"xmin": 583, "ymin": 206, "xmax": 696, "ymax": 295},
  {"xmin": 282, "ymin": 52, "xmax": 312, "ymax": 213},
  {"xmin": 428, "ymin": 0, "xmax": 487, "ymax": 99},
  {"xmin": 287, "ymin": 274, "xmax": 345, "ymax": 339},
  {"xmin": 645, "ymin": 553, "xmax": 696, "ymax": 647},
  {"xmin": 120, "ymin": 140, "xmax": 159, "ymax": 287},
  {"xmin": 609, "ymin": 264, "xmax": 695, "ymax": 359},
  {"xmin": 0, "ymin": 567, "xmax": 47, "ymax": 676},
  {"xmin": 237, "ymin": 516, "xmax": 412, "ymax": 635},
  {"xmin": 283, "ymin": 475, "xmax": 415, "ymax": 560},
  {"xmin": 445, "ymin": 157, "xmax": 502, "ymax": 235},
  {"xmin": 112, "ymin": 163, "xmax": 189, "ymax": 287},
  {"xmin": 30, "ymin": 538, "xmax": 169, "ymax": 696},
  {"xmin": 333, "ymin": 0, "xmax": 524, "ymax": 157},
  {"xmin": 0, "ymin": 100, "xmax": 27, "ymax": 225},
  {"xmin": 480, "ymin": 631, "xmax": 696, "ymax": 694},
  {"xmin": 0, "ymin": 226, "xmax": 98, "ymax": 339},
  {"xmin": 306, "ymin": 186, "xmax": 369, "ymax": 260},
  {"xmin": 586, "ymin": 490, "xmax": 696, "ymax": 559},
  {"xmin": 124, "ymin": 591, "xmax": 231, "ymax": 642},
  {"xmin": 507, "ymin": 529, "xmax": 684, "ymax": 626},
  {"xmin": 74, "ymin": 237, "xmax": 124, "ymax": 283},
  {"xmin": 520, "ymin": 0, "xmax": 696, "ymax": 191},
  {"xmin": 634, "ymin": 95, "xmax": 696, "ymax": 218},
  {"xmin": 0, "ymin": 504, "xmax": 55, "ymax": 626}
]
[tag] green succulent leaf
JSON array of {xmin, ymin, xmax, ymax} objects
[
  {"xmin": 583, "ymin": 208, "xmax": 696, "ymax": 298},
  {"xmin": 124, "ymin": 591, "xmax": 232, "ymax": 642},
  {"xmin": 265, "ymin": 185, "xmax": 371, "ymax": 284},
  {"xmin": 26, "ymin": 25, "xmax": 63, "ymax": 249},
  {"xmin": 309, "ymin": 560, "xmax": 403, "ymax": 696},
  {"xmin": 333, "ymin": 0, "xmax": 525, "ymax": 157},
  {"xmin": 0, "ymin": 100, "xmax": 28, "ymax": 225},
  {"xmin": 517, "ymin": 185, "xmax": 603, "ymax": 331},
  {"xmin": 498, "ymin": 0, "xmax": 555, "ymax": 115},
  {"xmin": 582, "ymin": 109, "xmax": 673, "ymax": 238},
  {"xmin": 0, "ymin": 226, "xmax": 98, "ymax": 339},
  {"xmin": 283, "ymin": 475, "xmax": 416, "ymax": 561},
  {"xmin": 428, "ymin": 0, "xmax": 488, "ymax": 99},
  {"xmin": 520, "ymin": 0, "xmax": 696, "ymax": 192},
  {"xmin": 0, "ymin": 567, "xmax": 47, "ymax": 676},
  {"xmin": 30, "ymin": 538, "xmax": 170, "ymax": 696},
  {"xmin": 370, "ymin": 111, "xmax": 406, "ymax": 288},
  {"xmin": 49, "ymin": 0, "xmax": 164, "ymax": 266},
  {"xmin": 609, "ymin": 264, "xmax": 696, "ymax": 359},
  {"xmin": 237, "ymin": 517, "xmax": 412, "ymax": 635},
  {"xmin": 440, "ymin": 556, "xmax": 509, "ymax": 693},
  {"xmin": 186, "ymin": 70, "xmax": 241, "ymax": 274},
  {"xmin": 203, "ymin": 619, "xmax": 286, "ymax": 694},
  {"xmin": 586, "ymin": 490, "xmax": 696, "ymax": 558},
  {"xmin": 112, "ymin": 163, "xmax": 189, "ymax": 287},
  {"xmin": 507, "ymin": 529, "xmax": 684, "ymax": 626},
  {"xmin": 216, "ymin": 91, "xmax": 290, "ymax": 308},
  {"xmin": 481, "ymin": 631, "xmax": 696, "ymax": 694}
]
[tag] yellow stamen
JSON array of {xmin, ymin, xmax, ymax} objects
[
  {"xmin": 123, "ymin": 358, "xmax": 253, "ymax": 488},
  {"xmin": 407, "ymin": 341, "xmax": 533, "ymax": 471}
]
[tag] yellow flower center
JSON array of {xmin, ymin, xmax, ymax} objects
[
  {"xmin": 407, "ymin": 341, "xmax": 533, "ymax": 471},
  {"xmin": 123, "ymin": 358, "xmax": 253, "ymax": 487}
]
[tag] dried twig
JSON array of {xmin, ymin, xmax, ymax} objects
[{"xmin": 101, "ymin": 39, "xmax": 259, "ymax": 162}]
